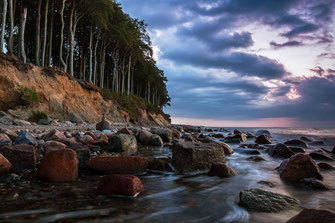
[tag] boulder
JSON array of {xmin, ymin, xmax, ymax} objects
[
  {"xmin": 225, "ymin": 139, "xmax": 241, "ymax": 144},
  {"xmin": 246, "ymin": 132, "xmax": 256, "ymax": 138},
  {"xmin": 227, "ymin": 133, "xmax": 247, "ymax": 142},
  {"xmin": 0, "ymin": 129, "xmax": 18, "ymax": 141},
  {"xmin": 255, "ymin": 130, "xmax": 271, "ymax": 137},
  {"xmin": 309, "ymin": 152, "xmax": 334, "ymax": 161},
  {"xmin": 96, "ymin": 117, "xmax": 111, "ymax": 131},
  {"xmin": 147, "ymin": 134, "xmax": 164, "ymax": 147},
  {"xmin": 15, "ymin": 130, "xmax": 38, "ymax": 147},
  {"xmin": 289, "ymin": 147, "xmax": 305, "ymax": 154},
  {"xmin": 117, "ymin": 128, "xmax": 133, "ymax": 135},
  {"xmin": 151, "ymin": 128, "xmax": 173, "ymax": 142},
  {"xmin": 269, "ymin": 143, "xmax": 295, "ymax": 158},
  {"xmin": 309, "ymin": 141, "xmax": 326, "ymax": 146},
  {"xmin": 37, "ymin": 119, "xmax": 50, "ymax": 125},
  {"xmin": 318, "ymin": 162, "xmax": 334, "ymax": 170},
  {"xmin": 86, "ymin": 156, "xmax": 149, "ymax": 174},
  {"xmin": 43, "ymin": 141, "xmax": 67, "ymax": 149},
  {"xmin": 247, "ymin": 156, "xmax": 266, "ymax": 162},
  {"xmin": 13, "ymin": 119, "xmax": 31, "ymax": 126},
  {"xmin": 240, "ymin": 149, "xmax": 261, "ymax": 155},
  {"xmin": 332, "ymin": 147, "xmax": 335, "ymax": 154},
  {"xmin": 284, "ymin": 139, "xmax": 309, "ymax": 149},
  {"xmin": 98, "ymin": 174, "xmax": 143, "ymax": 196},
  {"xmin": 42, "ymin": 129, "xmax": 65, "ymax": 141},
  {"xmin": 0, "ymin": 154, "xmax": 11, "ymax": 175},
  {"xmin": 85, "ymin": 132, "xmax": 97, "ymax": 140},
  {"xmin": 171, "ymin": 129, "xmax": 182, "ymax": 139},
  {"xmin": 107, "ymin": 134, "xmax": 138, "ymax": 156},
  {"xmin": 0, "ymin": 144, "xmax": 37, "ymax": 172},
  {"xmin": 38, "ymin": 149, "xmax": 78, "ymax": 182},
  {"xmin": 255, "ymin": 135, "xmax": 272, "ymax": 144},
  {"xmin": 278, "ymin": 154, "xmax": 322, "ymax": 182},
  {"xmin": 137, "ymin": 129, "xmax": 153, "ymax": 145},
  {"xmin": 300, "ymin": 178, "xmax": 329, "ymax": 190},
  {"xmin": 219, "ymin": 142, "xmax": 234, "ymax": 155},
  {"xmin": 208, "ymin": 163, "xmax": 239, "ymax": 178},
  {"xmin": 239, "ymin": 188, "xmax": 299, "ymax": 212},
  {"xmin": 148, "ymin": 157, "xmax": 174, "ymax": 172},
  {"xmin": 286, "ymin": 208, "xmax": 335, "ymax": 223},
  {"xmin": 234, "ymin": 129, "xmax": 243, "ymax": 135},
  {"xmin": 300, "ymin": 136, "xmax": 312, "ymax": 142},
  {"xmin": 171, "ymin": 141, "xmax": 226, "ymax": 172},
  {"xmin": 0, "ymin": 133, "xmax": 12, "ymax": 146},
  {"xmin": 81, "ymin": 134, "xmax": 97, "ymax": 145}
]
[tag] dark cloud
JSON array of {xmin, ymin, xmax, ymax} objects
[
  {"xmin": 310, "ymin": 66, "xmax": 326, "ymax": 76},
  {"xmin": 270, "ymin": 40, "xmax": 302, "ymax": 49},
  {"xmin": 165, "ymin": 50, "xmax": 287, "ymax": 79}
]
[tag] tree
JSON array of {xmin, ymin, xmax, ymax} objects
[{"xmin": 0, "ymin": 0, "xmax": 8, "ymax": 52}]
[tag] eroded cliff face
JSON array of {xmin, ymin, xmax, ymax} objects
[{"xmin": 0, "ymin": 53, "xmax": 170, "ymax": 127}]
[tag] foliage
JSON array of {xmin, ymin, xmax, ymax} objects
[
  {"xmin": 31, "ymin": 110, "xmax": 48, "ymax": 121},
  {"xmin": 19, "ymin": 87, "xmax": 39, "ymax": 106}
]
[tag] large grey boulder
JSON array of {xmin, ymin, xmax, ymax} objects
[
  {"xmin": 172, "ymin": 141, "xmax": 226, "ymax": 172},
  {"xmin": 255, "ymin": 135, "xmax": 272, "ymax": 144},
  {"xmin": 239, "ymin": 188, "xmax": 299, "ymax": 212},
  {"xmin": 107, "ymin": 134, "xmax": 138, "ymax": 156},
  {"xmin": 147, "ymin": 134, "xmax": 164, "ymax": 147},
  {"xmin": 137, "ymin": 129, "xmax": 153, "ymax": 145},
  {"xmin": 255, "ymin": 130, "xmax": 271, "ymax": 137},
  {"xmin": 284, "ymin": 139, "xmax": 309, "ymax": 149},
  {"xmin": 151, "ymin": 128, "xmax": 173, "ymax": 142},
  {"xmin": 15, "ymin": 130, "xmax": 38, "ymax": 147},
  {"xmin": 208, "ymin": 163, "xmax": 239, "ymax": 178},
  {"xmin": 269, "ymin": 143, "xmax": 295, "ymax": 158}
]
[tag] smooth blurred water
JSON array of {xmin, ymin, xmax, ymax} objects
[{"xmin": 0, "ymin": 127, "xmax": 334, "ymax": 223}]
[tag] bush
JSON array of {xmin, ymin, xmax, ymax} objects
[
  {"xmin": 20, "ymin": 87, "xmax": 39, "ymax": 106},
  {"xmin": 31, "ymin": 110, "xmax": 49, "ymax": 122}
]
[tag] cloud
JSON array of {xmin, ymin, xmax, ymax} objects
[{"xmin": 270, "ymin": 40, "xmax": 303, "ymax": 48}]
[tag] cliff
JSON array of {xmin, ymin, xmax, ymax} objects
[{"xmin": 0, "ymin": 53, "xmax": 170, "ymax": 127}]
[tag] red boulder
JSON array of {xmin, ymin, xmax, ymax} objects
[
  {"xmin": 0, "ymin": 154, "xmax": 11, "ymax": 175},
  {"xmin": 98, "ymin": 174, "xmax": 143, "ymax": 196}
]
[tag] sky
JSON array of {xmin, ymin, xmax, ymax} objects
[{"xmin": 119, "ymin": 0, "xmax": 335, "ymax": 127}]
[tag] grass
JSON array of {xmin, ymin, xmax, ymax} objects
[
  {"xmin": 31, "ymin": 110, "xmax": 49, "ymax": 122},
  {"xmin": 19, "ymin": 87, "xmax": 39, "ymax": 106}
]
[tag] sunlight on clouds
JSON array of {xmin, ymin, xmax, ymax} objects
[{"xmin": 286, "ymin": 88, "xmax": 302, "ymax": 100}]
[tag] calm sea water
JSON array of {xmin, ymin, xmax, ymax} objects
[{"xmin": 0, "ymin": 127, "xmax": 334, "ymax": 223}]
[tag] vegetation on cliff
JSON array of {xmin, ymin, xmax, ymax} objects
[{"xmin": 0, "ymin": 0, "xmax": 170, "ymax": 109}]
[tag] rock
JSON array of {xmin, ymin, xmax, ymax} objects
[
  {"xmin": 86, "ymin": 156, "xmax": 149, "ymax": 174},
  {"xmin": 300, "ymin": 178, "xmax": 329, "ymax": 190},
  {"xmin": 255, "ymin": 135, "xmax": 272, "ymax": 144},
  {"xmin": 42, "ymin": 129, "xmax": 65, "ymax": 141},
  {"xmin": 278, "ymin": 154, "xmax": 322, "ymax": 182},
  {"xmin": 81, "ymin": 134, "xmax": 97, "ymax": 145},
  {"xmin": 98, "ymin": 174, "xmax": 143, "ymax": 196},
  {"xmin": 85, "ymin": 132, "xmax": 97, "ymax": 140},
  {"xmin": 43, "ymin": 141, "xmax": 67, "ymax": 152},
  {"xmin": 247, "ymin": 156, "xmax": 266, "ymax": 162},
  {"xmin": 171, "ymin": 129, "xmax": 182, "ymax": 139},
  {"xmin": 332, "ymin": 147, "xmax": 335, "ymax": 154},
  {"xmin": 208, "ymin": 163, "xmax": 239, "ymax": 177},
  {"xmin": 211, "ymin": 133, "xmax": 225, "ymax": 138},
  {"xmin": 117, "ymin": 128, "xmax": 133, "ymax": 135},
  {"xmin": 219, "ymin": 142, "xmax": 234, "ymax": 155},
  {"xmin": 171, "ymin": 141, "xmax": 226, "ymax": 172},
  {"xmin": 13, "ymin": 119, "xmax": 31, "ymax": 126},
  {"xmin": 14, "ymin": 130, "xmax": 38, "ymax": 147},
  {"xmin": 284, "ymin": 139, "xmax": 309, "ymax": 149},
  {"xmin": 255, "ymin": 130, "xmax": 271, "ymax": 137},
  {"xmin": 0, "ymin": 128, "xmax": 18, "ymax": 141},
  {"xmin": 227, "ymin": 133, "xmax": 247, "ymax": 142},
  {"xmin": 70, "ymin": 113, "xmax": 83, "ymax": 123},
  {"xmin": 0, "ymin": 144, "xmax": 37, "ymax": 172},
  {"xmin": 96, "ymin": 116, "xmax": 111, "ymax": 131},
  {"xmin": 300, "ymin": 136, "xmax": 312, "ymax": 142},
  {"xmin": 225, "ymin": 139, "xmax": 241, "ymax": 144},
  {"xmin": 38, "ymin": 149, "xmax": 78, "ymax": 182},
  {"xmin": 184, "ymin": 134, "xmax": 198, "ymax": 142},
  {"xmin": 151, "ymin": 128, "xmax": 173, "ymax": 142},
  {"xmin": 0, "ymin": 114, "xmax": 14, "ymax": 125},
  {"xmin": 258, "ymin": 180, "xmax": 276, "ymax": 187},
  {"xmin": 37, "ymin": 119, "xmax": 50, "ymax": 125},
  {"xmin": 289, "ymin": 147, "xmax": 305, "ymax": 154},
  {"xmin": 73, "ymin": 147, "xmax": 91, "ymax": 169},
  {"xmin": 286, "ymin": 208, "xmax": 335, "ymax": 223},
  {"xmin": 148, "ymin": 157, "xmax": 174, "ymax": 172},
  {"xmin": 102, "ymin": 130, "xmax": 113, "ymax": 135},
  {"xmin": 309, "ymin": 152, "xmax": 334, "ymax": 161},
  {"xmin": 269, "ymin": 143, "xmax": 295, "ymax": 158},
  {"xmin": 240, "ymin": 149, "xmax": 261, "ymax": 155},
  {"xmin": 98, "ymin": 134, "xmax": 109, "ymax": 144},
  {"xmin": 238, "ymin": 188, "xmax": 299, "ymax": 212},
  {"xmin": 234, "ymin": 129, "xmax": 243, "ymax": 135},
  {"xmin": 246, "ymin": 132, "xmax": 256, "ymax": 138},
  {"xmin": 0, "ymin": 154, "xmax": 11, "ymax": 175},
  {"xmin": 137, "ymin": 129, "xmax": 153, "ymax": 145},
  {"xmin": 147, "ymin": 134, "xmax": 164, "ymax": 147},
  {"xmin": 107, "ymin": 134, "xmax": 138, "ymax": 156},
  {"xmin": 0, "ymin": 133, "xmax": 12, "ymax": 146},
  {"xmin": 309, "ymin": 141, "xmax": 326, "ymax": 146},
  {"xmin": 318, "ymin": 162, "xmax": 334, "ymax": 170}
]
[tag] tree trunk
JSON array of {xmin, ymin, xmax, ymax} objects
[
  {"xmin": 0, "ymin": 0, "xmax": 8, "ymax": 53},
  {"xmin": 41, "ymin": 0, "xmax": 49, "ymax": 67},
  {"xmin": 20, "ymin": 6, "xmax": 27, "ymax": 63},
  {"xmin": 93, "ymin": 36, "xmax": 99, "ymax": 85},
  {"xmin": 89, "ymin": 27, "xmax": 93, "ymax": 82},
  {"xmin": 35, "ymin": 0, "xmax": 42, "ymax": 65},
  {"xmin": 59, "ymin": 0, "xmax": 67, "ymax": 70},
  {"xmin": 48, "ymin": 1, "xmax": 54, "ymax": 67},
  {"xmin": 8, "ymin": 0, "xmax": 14, "ymax": 56},
  {"xmin": 68, "ymin": 0, "xmax": 75, "ymax": 76},
  {"xmin": 127, "ymin": 55, "xmax": 132, "ymax": 96}
]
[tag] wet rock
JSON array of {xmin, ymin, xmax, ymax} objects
[
  {"xmin": 117, "ymin": 128, "xmax": 133, "ymax": 135},
  {"xmin": 13, "ymin": 119, "xmax": 32, "ymax": 126},
  {"xmin": 137, "ymin": 129, "xmax": 153, "ymax": 145},
  {"xmin": 247, "ymin": 156, "xmax": 266, "ymax": 162},
  {"xmin": 184, "ymin": 134, "xmax": 198, "ymax": 142},
  {"xmin": 15, "ymin": 130, "xmax": 38, "ymax": 147},
  {"xmin": 289, "ymin": 147, "xmax": 305, "ymax": 154},
  {"xmin": 107, "ymin": 134, "xmax": 138, "ymax": 156},
  {"xmin": 37, "ymin": 119, "xmax": 50, "ymax": 125},
  {"xmin": 0, "ymin": 154, "xmax": 11, "ymax": 175},
  {"xmin": 278, "ymin": 153, "xmax": 322, "ymax": 182},
  {"xmin": 208, "ymin": 163, "xmax": 239, "ymax": 178},
  {"xmin": 300, "ymin": 136, "xmax": 312, "ymax": 142},
  {"xmin": 225, "ymin": 138, "xmax": 241, "ymax": 144},
  {"xmin": 227, "ymin": 133, "xmax": 247, "ymax": 142},
  {"xmin": 309, "ymin": 141, "xmax": 326, "ymax": 146},
  {"xmin": 148, "ymin": 157, "xmax": 174, "ymax": 172},
  {"xmin": 332, "ymin": 147, "xmax": 335, "ymax": 154},
  {"xmin": 151, "ymin": 128, "xmax": 173, "ymax": 142},
  {"xmin": 38, "ymin": 149, "xmax": 78, "ymax": 182},
  {"xmin": 97, "ymin": 134, "xmax": 109, "ymax": 144},
  {"xmin": 43, "ymin": 140, "xmax": 67, "ymax": 149},
  {"xmin": 73, "ymin": 147, "xmax": 91, "ymax": 169},
  {"xmin": 234, "ymin": 129, "xmax": 242, "ymax": 134},
  {"xmin": 171, "ymin": 128, "xmax": 182, "ymax": 139},
  {"xmin": 96, "ymin": 116, "xmax": 111, "ymax": 131},
  {"xmin": 300, "ymin": 178, "xmax": 329, "ymax": 190},
  {"xmin": 0, "ymin": 129, "xmax": 18, "ymax": 141},
  {"xmin": 284, "ymin": 139, "xmax": 309, "ymax": 149},
  {"xmin": 286, "ymin": 208, "xmax": 335, "ymax": 223},
  {"xmin": 240, "ymin": 149, "xmax": 261, "ymax": 155},
  {"xmin": 81, "ymin": 134, "xmax": 97, "ymax": 145},
  {"xmin": 246, "ymin": 132, "xmax": 256, "ymax": 138},
  {"xmin": 85, "ymin": 132, "xmax": 97, "ymax": 140},
  {"xmin": 98, "ymin": 174, "xmax": 143, "ymax": 196},
  {"xmin": 42, "ymin": 129, "xmax": 65, "ymax": 141},
  {"xmin": 255, "ymin": 130, "xmax": 271, "ymax": 137},
  {"xmin": 0, "ymin": 133, "xmax": 12, "ymax": 146},
  {"xmin": 257, "ymin": 180, "xmax": 276, "ymax": 187},
  {"xmin": 172, "ymin": 141, "xmax": 226, "ymax": 173},
  {"xmin": 255, "ymin": 135, "xmax": 272, "ymax": 144},
  {"xmin": 86, "ymin": 156, "xmax": 149, "ymax": 174},
  {"xmin": 309, "ymin": 152, "xmax": 334, "ymax": 161},
  {"xmin": 0, "ymin": 144, "xmax": 37, "ymax": 172},
  {"xmin": 147, "ymin": 134, "xmax": 164, "ymax": 147},
  {"xmin": 318, "ymin": 162, "xmax": 334, "ymax": 170},
  {"xmin": 269, "ymin": 143, "xmax": 295, "ymax": 158},
  {"xmin": 239, "ymin": 188, "xmax": 299, "ymax": 212},
  {"xmin": 211, "ymin": 133, "xmax": 225, "ymax": 138},
  {"xmin": 218, "ymin": 142, "xmax": 234, "ymax": 155}
]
